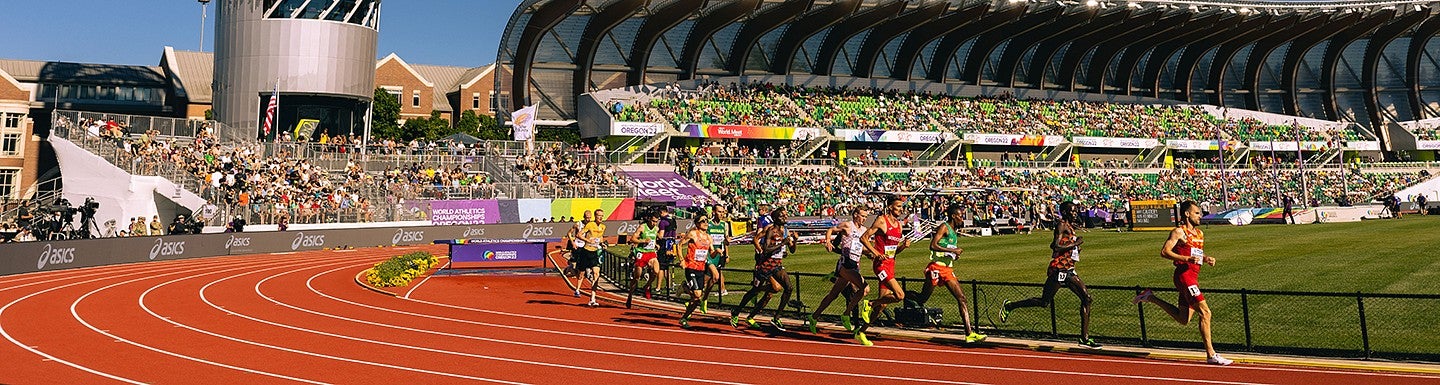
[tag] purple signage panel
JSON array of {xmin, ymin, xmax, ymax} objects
[
  {"xmin": 430, "ymin": 199, "xmax": 503, "ymax": 225},
  {"xmin": 623, "ymin": 171, "xmax": 709, "ymax": 207},
  {"xmin": 449, "ymin": 242, "xmax": 546, "ymax": 266}
]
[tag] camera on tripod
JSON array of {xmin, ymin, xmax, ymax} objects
[{"xmin": 80, "ymin": 197, "xmax": 98, "ymax": 220}]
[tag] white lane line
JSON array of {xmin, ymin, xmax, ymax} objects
[
  {"xmin": 146, "ymin": 259, "xmax": 530, "ymax": 385},
  {"xmin": 72, "ymin": 258, "xmax": 331, "ymax": 384},
  {"xmin": 0, "ymin": 258, "xmax": 258, "ymax": 385},
  {"xmin": 301, "ymin": 265, "xmax": 1275, "ymax": 385},
  {"xmin": 401, "ymin": 273, "xmax": 436, "ymax": 299},
  {"xmin": 392, "ymin": 274, "xmax": 1440, "ymax": 381},
  {"xmin": 218, "ymin": 261, "xmax": 747, "ymax": 385}
]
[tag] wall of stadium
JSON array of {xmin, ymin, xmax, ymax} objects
[{"xmin": 213, "ymin": 0, "xmax": 378, "ymax": 140}]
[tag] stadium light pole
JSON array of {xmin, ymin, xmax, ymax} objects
[{"xmin": 198, "ymin": 0, "xmax": 211, "ymax": 52}]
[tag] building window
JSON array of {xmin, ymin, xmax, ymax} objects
[
  {"xmin": 489, "ymin": 91, "xmax": 498, "ymax": 111},
  {"xmin": 0, "ymin": 168, "xmax": 16, "ymax": 199},
  {"xmin": 472, "ymin": 93, "xmax": 481, "ymax": 110},
  {"xmin": 412, "ymin": 90, "xmax": 421, "ymax": 108},
  {"xmin": 0, "ymin": 133, "xmax": 18, "ymax": 157},
  {"xmin": 2, "ymin": 113, "xmax": 20, "ymax": 129}
]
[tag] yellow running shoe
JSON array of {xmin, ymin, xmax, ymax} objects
[
  {"xmin": 966, "ymin": 332, "xmax": 987, "ymax": 343},
  {"xmin": 859, "ymin": 299, "xmax": 872, "ymax": 324},
  {"xmin": 855, "ymin": 331, "xmax": 873, "ymax": 346}
]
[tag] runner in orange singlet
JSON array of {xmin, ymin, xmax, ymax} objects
[
  {"xmin": 999, "ymin": 201, "xmax": 1099, "ymax": 349},
  {"xmin": 858, "ymin": 196, "xmax": 911, "ymax": 340},
  {"xmin": 678, "ymin": 215, "xmax": 714, "ymax": 328},
  {"xmin": 1133, "ymin": 201, "xmax": 1233, "ymax": 366}
]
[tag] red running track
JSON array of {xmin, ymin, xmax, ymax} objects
[{"xmin": 1, "ymin": 246, "xmax": 1436, "ymax": 385}]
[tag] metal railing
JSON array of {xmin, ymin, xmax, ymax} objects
[
  {"xmin": 593, "ymin": 255, "xmax": 1440, "ymax": 362},
  {"xmin": 52, "ymin": 109, "xmax": 231, "ymax": 140}
]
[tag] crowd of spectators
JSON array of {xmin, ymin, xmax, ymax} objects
[
  {"xmin": 612, "ymin": 81, "xmax": 1363, "ymax": 142},
  {"xmin": 1411, "ymin": 124, "xmax": 1440, "ymax": 141},
  {"xmin": 514, "ymin": 143, "xmax": 628, "ymax": 193}
]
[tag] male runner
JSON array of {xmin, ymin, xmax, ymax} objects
[
  {"xmin": 806, "ymin": 206, "xmax": 874, "ymax": 345},
  {"xmin": 1133, "ymin": 201, "xmax": 1233, "ymax": 365},
  {"xmin": 914, "ymin": 203, "xmax": 985, "ymax": 343},
  {"xmin": 859, "ymin": 196, "xmax": 911, "ymax": 337},
  {"xmin": 628, "ymin": 212, "xmax": 664, "ymax": 307},
  {"xmin": 678, "ymin": 215, "xmax": 715, "ymax": 328},
  {"xmin": 707, "ymin": 206, "xmax": 734, "ymax": 297},
  {"xmin": 574, "ymin": 209, "xmax": 606, "ymax": 307},
  {"xmin": 1000, "ymin": 201, "xmax": 1099, "ymax": 349},
  {"xmin": 563, "ymin": 211, "xmax": 593, "ymax": 279},
  {"xmin": 730, "ymin": 207, "xmax": 795, "ymax": 331}
]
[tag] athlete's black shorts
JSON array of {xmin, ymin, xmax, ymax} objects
[
  {"xmin": 571, "ymin": 248, "xmax": 599, "ymax": 270},
  {"xmin": 753, "ymin": 258, "xmax": 784, "ymax": 285},
  {"xmin": 657, "ymin": 239, "xmax": 677, "ymax": 267},
  {"xmin": 684, "ymin": 269, "xmax": 707, "ymax": 291}
]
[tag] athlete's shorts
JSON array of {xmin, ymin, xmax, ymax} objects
[
  {"xmin": 1049, "ymin": 267, "xmax": 1078, "ymax": 284},
  {"xmin": 834, "ymin": 259, "xmax": 866, "ymax": 285},
  {"xmin": 571, "ymin": 248, "xmax": 599, "ymax": 270},
  {"xmin": 1173, "ymin": 267, "xmax": 1205, "ymax": 308},
  {"xmin": 925, "ymin": 263, "xmax": 956, "ymax": 286},
  {"xmin": 707, "ymin": 249, "xmax": 726, "ymax": 267},
  {"xmin": 657, "ymin": 239, "xmax": 677, "ymax": 267},
  {"xmin": 753, "ymin": 258, "xmax": 784, "ymax": 285},
  {"xmin": 873, "ymin": 257, "xmax": 896, "ymax": 282},
  {"xmin": 684, "ymin": 269, "xmax": 707, "ymax": 291},
  {"xmin": 635, "ymin": 251, "xmax": 658, "ymax": 268}
]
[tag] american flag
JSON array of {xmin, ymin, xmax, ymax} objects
[{"xmin": 262, "ymin": 84, "xmax": 278, "ymax": 136}]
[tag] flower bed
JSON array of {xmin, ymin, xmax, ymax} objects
[{"xmin": 365, "ymin": 251, "xmax": 440, "ymax": 287}]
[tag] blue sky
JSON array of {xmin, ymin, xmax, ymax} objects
[{"xmin": 0, "ymin": 0, "xmax": 522, "ymax": 68}]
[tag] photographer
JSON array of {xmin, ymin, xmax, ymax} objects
[{"xmin": 168, "ymin": 214, "xmax": 189, "ymax": 235}]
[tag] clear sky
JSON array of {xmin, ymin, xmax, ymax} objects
[{"xmin": 0, "ymin": 0, "xmax": 522, "ymax": 68}]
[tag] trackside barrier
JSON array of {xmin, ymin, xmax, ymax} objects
[
  {"xmin": 592, "ymin": 260, "xmax": 1440, "ymax": 363},
  {"xmin": 0, "ymin": 221, "xmax": 643, "ymax": 277}
]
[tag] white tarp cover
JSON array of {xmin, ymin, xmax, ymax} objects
[{"xmin": 50, "ymin": 137, "xmax": 207, "ymax": 232}]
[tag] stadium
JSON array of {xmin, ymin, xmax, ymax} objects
[{"xmin": 1, "ymin": 0, "xmax": 1440, "ymax": 383}]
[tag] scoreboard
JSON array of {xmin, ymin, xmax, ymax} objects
[{"xmin": 1129, "ymin": 200, "xmax": 1177, "ymax": 231}]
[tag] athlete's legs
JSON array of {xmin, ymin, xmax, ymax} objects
[
  {"xmin": 647, "ymin": 257, "xmax": 663, "ymax": 294},
  {"xmin": 871, "ymin": 278, "xmax": 905, "ymax": 319},
  {"xmin": 1140, "ymin": 292, "xmax": 1196, "ymax": 325},
  {"xmin": 841, "ymin": 269, "xmax": 870, "ymax": 316},
  {"xmin": 1007, "ymin": 272, "xmax": 1061, "ymax": 310},
  {"xmin": 587, "ymin": 266, "xmax": 601, "ymax": 304},
  {"xmin": 943, "ymin": 278, "xmax": 975, "ymax": 335},
  {"xmin": 746, "ymin": 274, "xmax": 782, "ymax": 320},
  {"xmin": 914, "ymin": 280, "xmax": 937, "ymax": 306},
  {"xmin": 770, "ymin": 269, "xmax": 794, "ymax": 320},
  {"xmin": 811, "ymin": 277, "xmax": 849, "ymax": 319},
  {"xmin": 1195, "ymin": 300, "xmax": 1218, "ymax": 357},
  {"xmin": 731, "ymin": 273, "xmax": 768, "ymax": 319},
  {"xmin": 1064, "ymin": 274, "xmax": 1094, "ymax": 339}
]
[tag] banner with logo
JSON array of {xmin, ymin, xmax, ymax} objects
[
  {"xmin": 965, "ymin": 133, "xmax": 1066, "ymax": 147},
  {"xmin": 1166, "ymin": 140, "xmax": 1221, "ymax": 151},
  {"xmin": 610, "ymin": 121, "xmax": 665, "ymax": 136},
  {"xmin": 430, "ymin": 199, "xmax": 502, "ymax": 225},
  {"xmin": 511, "ymin": 104, "xmax": 537, "ymax": 141},
  {"xmin": 1248, "ymin": 141, "xmax": 1330, "ymax": 152},
  {"xmin": 1071, "ymin": 136, "xmax": 1160, "ymax": 149},
  {"xmin": 1418, "ymin": 141, "xmax": 1440, "ymax": 150},
  {"xmin": 1344, "ymin": 141, "xmax": 1381, "ymax": 151},
  {"xmin": 623, "ymin": 171, "xmax": 712, "ymax": 207},
  {"xmin": 833, "ymin": 129, "xmax": 956, "ymax": 144},
  {"xmin": 682, "ymin": 124, "xmax": 825, "ymax": 140},
  {"xmin": 446, "ymin": 241, "xmax": 546, "ymax": 267}
]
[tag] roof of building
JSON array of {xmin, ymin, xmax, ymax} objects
[
  {"xmin": 411, "ymin": 63, "xmax": 472, "ymax": 112},
  {"xmin": 164, "ymin": 48, "xmax": 215, "ymax": 103},
  {"xmin": 0, "ymin": 58, "xmax": 166, "ymax": 87}
]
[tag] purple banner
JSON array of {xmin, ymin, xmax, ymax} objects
[
  {"xmin": 430, "ymin": 199, "xmax": 502, "ymax": 225},
  {"xmin": 448, "ymin": 242, "xmax": 546, "ymax": 264},
  {"xmin": 623, "ymin": 171, "xmax": 709, "ymax": 207}
]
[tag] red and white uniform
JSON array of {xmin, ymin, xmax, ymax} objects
[
  {"xmin": 1171, "ymin": 226, "xmax": 1206, "ymax": 307},
  {"xmin": 871, "ymin": 216, "xmax": 904, "ymax": 281}
]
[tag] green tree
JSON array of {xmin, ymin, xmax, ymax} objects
[
  {"xmin": 535, "ymin": 127, "xmax": 580, "ymax": 145},
  {"xmin": 372, "ymin": 88, "xmax": 403, "ymax": 140},
  {"xmin": 203, "ymin": 109, "xmax": 213, "ymax": 120},
  {"xmin": 454, "ymin": 110, "xmax": 482, "ymax": 135}
]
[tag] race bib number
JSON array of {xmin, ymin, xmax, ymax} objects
[
  {"xmin": 884, "ymin": 245, "xmax": 898, "ymax": 257},
  {"xmin": 710, "ymin": 234, "xmax": 725, "ymax": 246},
  {"xmin": 1186, "ymin": 285, "xmax": 1202, "ymax": 297},
  {"xmin": 1190, "ymin": 247, "xmax": 1204, "ymax": 261},
  {"xmin": 1069, "ymin": 249, "xmax": 1080, "ymax": 262},
  {"xmin": 572, "ymin": 240, "xmax": 586, "ymax": 248},
  {"xmin": 646, "ymin": 240, "xmax": 656, "ymax": 249},
  {"xmin": 928, "ymin": 270, "xmax": 940, "ymax": 280},
  {"xmin": 1056, "ymin": 270, "xmax": 1070, "ymax": 283},
  {"xmin": 693, "ymin": 249, "xmax": 708, "ymax": 262},
  {"xmin": 877, "ymin": 270, "xmax": 890, "ymax": 281},
  {"xmin": 771, "ymin": 249, "xmax": 786, "ymax": 260}
]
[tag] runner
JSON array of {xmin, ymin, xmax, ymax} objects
[
  {"xmin": 657, "ymin": 207, "xmax": 679, "ymax": 295},
  {"xmin": 805, "ymin": 206, "xmax": 874, "ymax": 345},
  {"xmin": 999, "ymin": 201, "xmax": 1100, "ymax": 349},
  {"xmin": 574, "ymin": 209, "xmax": 606, "ymax": 307},
  {"xmin": 562, "ymin": 211, "xmax": 593, "ymax": 281},
  {"xmin": 1133, "ymin": 201, "xmax": 1233, "ymax": 365},
  {"xmin": 627, "ymin": 211, "xmax": 664, "ymax": 308},
  {"xmin": 859, "ymin": 195, "xmax": 911, "ymax": 339},
  {"xmin": 730, "ymin": 207, "xmax": 795, "ymax": 331},
  {"xmin": 678, "ymin": 215, "xmax": 715, "ymax": 328},
  {"xmin": 912, "ymin": 203, "xmax": 985, "ymax": 343},
  {"xmin": 707, "ymin": 206, "xmax": 734, "ymax": 298}
]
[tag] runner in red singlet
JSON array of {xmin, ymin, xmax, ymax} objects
[
  {"xmin": 677, "ymin": 215, "xmax": 714, "ymax": 328},
  {"xmin": 859, "ymin": 196, "xmax": 911, "ymax": 340},
  {"xmin": 1134, "ymin": 200, "xmax": 1233, "ymax": 366}
]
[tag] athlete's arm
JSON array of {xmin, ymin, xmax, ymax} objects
[
  {"xmin": 761, "ymin": 227, "xmax": 786, "ymax": 255},
  {"xmin": 824, "ymin": 224, "xmax": 842, "ymax": 252},
  {"xmin": 861, "ymin": 220, "xmax": 883, "ymax": 259},
  {"xmin": 1160, "ymin": 228, "xmax": 1193, "ymax": 263},
  {"xmin": 631, "ymin": 227, "xmax": 645, "ymax": 246},
  {"xmin": 929, "ymin": 223, "xmax": 960, "ymax": 254},
  {"xmin": 1054, "ymin": 223, "xmax": 1082, "ymax": 249}
]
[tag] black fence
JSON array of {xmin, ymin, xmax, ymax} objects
[{"xmin": 595, "ymin": 252, "xmax": 1440, "ymax": 362}]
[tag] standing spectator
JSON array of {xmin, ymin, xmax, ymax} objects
[
  {"xmin": 1282, "ymin": 194, "xmax": 1295, "ymax": 224},
  {"xmin": 231, "ymin": 215, "xmax": 247, "ymax": 233},
  {"xmin": 129, "ymin": 217, "xmax": 145, "ymax": 237},
  {"xmin": 149, "ymin": 216, "xmax": 162, "ymax": 236},
  {"xmin": 1417, "ymin": 193, "xmax": 1429, "ymax": 216},
  {"xmin": 278, "ymin": 215, "xmax": 289, "ymax": 231}
]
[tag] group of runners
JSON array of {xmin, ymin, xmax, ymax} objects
[{"xmin": 560, "ymin": 197, "xmax": 1232, "ymax": 365}]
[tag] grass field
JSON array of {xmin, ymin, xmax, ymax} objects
[{"xmin": 609, "ymin": 215, "xmax": 1440, "ymax": 359}]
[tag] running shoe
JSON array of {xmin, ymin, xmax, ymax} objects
[
  {"xmin": 805, "ymin": 315, "xmax": 818, "ymax": 333},
  {"xmin": 859, "ymin": 299, "xmax": 872, "ymax": 324},
  {"xmin": 746, "ymin": 318, "xmax": 758, "ymax": 328},
  {"xmin": 999, "ymin": 299, "xmax": 1012, "ymax": 323},
  {"xmin": 854, "ymin": 330, "xmax": 873, "ymax": 346},
  {"xmin": 679, "ymin": 317, "xmax": 691, "ymax": 329},
  {"xmin": 1132, "ymin": 289, "xmax": 1154, "ymax": 305},
  {"xmin": 1207, "ymin": 354, "xmax": 1234, "ymax": 366},
  {"xmin": 730, "ymin": 315, "xmax": 741, "ymax": 329},
  {"xmin": 770, "ymin": 318, "xmax": 786, "ymax": 332},
  {"xmin": 588, "ymin": 299, "xmax": 599, "ymax": 307},
  {"xmin": 966, "ymin": 332, "xmax": 988, "ymax": 344},
  {"xmin": 700, "ymin": 299, "xmax": 708, "ymax": 314},
  {"xmin": 573, "ymin": 289, "xmax": 581, "ymax": 298},
  {"xmin": 839, "ymin": 314, "xmax": 854, "ymax": 331},
  {"xmin": 1078, "ymin": 337, "xmax": 1103, "ymax": 349}
]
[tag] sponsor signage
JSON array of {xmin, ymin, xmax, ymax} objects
[
  {"xmin": 1248, "ymin": 141, "xmax": 1330, "ymax": 152},
  {"xmin": 623, "ymin": 171, "xmax": 711, "ymax": 207},
  {"xmin": 682, "ymin": 123, "xmax": 825, "ymax": 140},
  {"xmin": 1166, "ymin": 140, "xmax": 1220, "ymax": 151},
  {"xmin": 1071, "ymin": 136, "xmax": 1160, "ymax": 149},
  {"xmin": 1418, "ymin": 141, "xmax": 1440, "ymax": 150},
  {"xmin": 964, "ymin": 133, "xmax": 1066, "ymax": 147},
  {"xmin": 446, "ymin": 241, "xmax": 547, "ymax": 268},
  {"xmin": 430, "ymin": 200, "xmax": 502, "ymax": 225},
  {"xmin": 1344, "ymin": 141, "xmax": 1381, "ymax": 151},
  {"xmin": 610, "ymin": 121, "xmax": 665, "ymax": 136},
  {"xmin": 832, "ymin": 129, "xmax": 956, "ymax": 144}
]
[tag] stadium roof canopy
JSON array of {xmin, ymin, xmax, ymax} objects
[{"xmin": 496, "ymin": 0, "xmax": 1440, "ymax": 131}]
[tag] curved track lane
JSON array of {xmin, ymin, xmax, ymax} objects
[{"xmin": 2, "ymin": 247, "xmax": 1437, "ymax": 385}]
